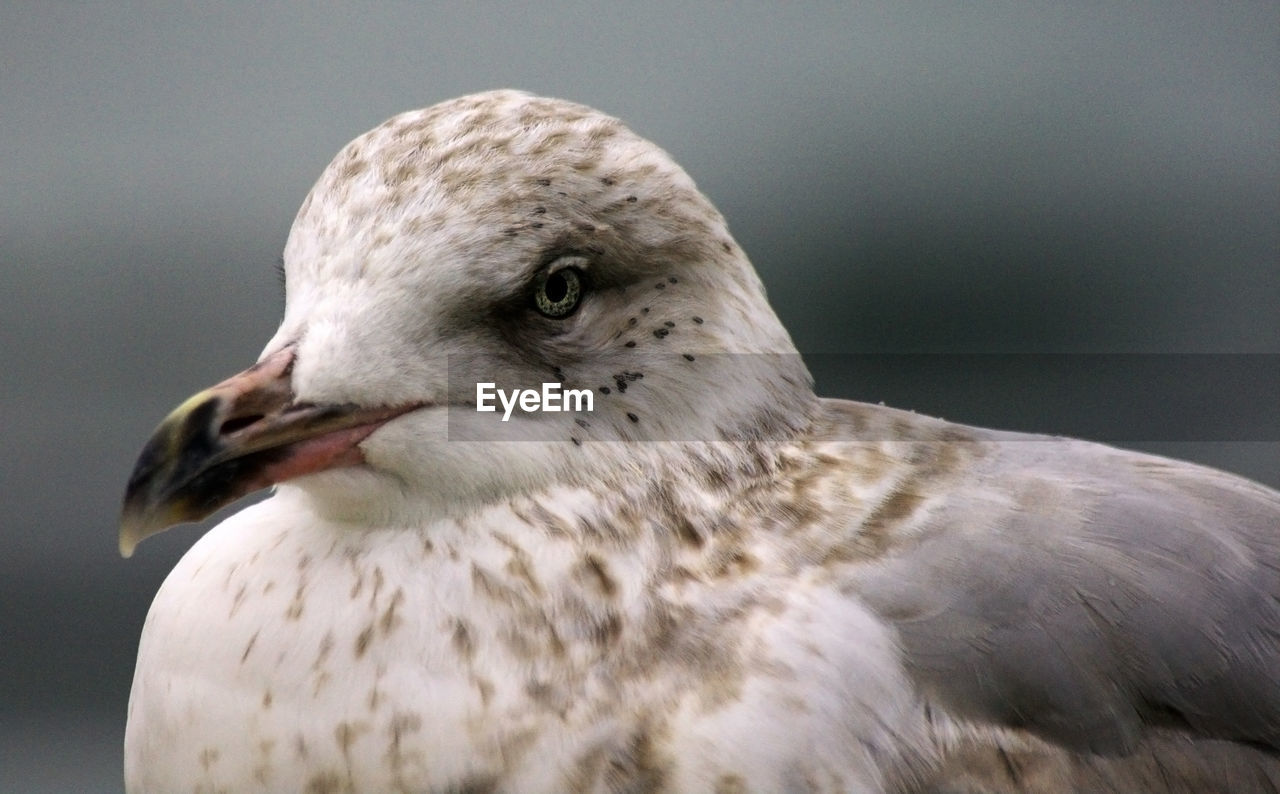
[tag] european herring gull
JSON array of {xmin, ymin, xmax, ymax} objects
[{"xmin": 121, "ymin": 91, "xmax": 1280, "ymax": 792}]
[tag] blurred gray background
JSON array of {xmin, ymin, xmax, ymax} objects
[{"xmin": 2, "ymin": 3, "xmax": 1276, "ymax": 791}]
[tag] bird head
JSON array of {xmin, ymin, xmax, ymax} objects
[{"xmin": 120, "ymin": 90, "xmax": 814, "ymax": 556}]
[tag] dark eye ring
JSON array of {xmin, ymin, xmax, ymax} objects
[{"xmin": 534, "ymin": 267, "xmax": 583, "ymax": 318}]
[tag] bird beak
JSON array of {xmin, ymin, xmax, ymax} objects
[{"xmin": 119, "ymin": 345, "xmax": 418, "ymax": 557}]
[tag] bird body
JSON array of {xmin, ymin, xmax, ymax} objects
[{"xmin": 122, "ymin": 92, "xmax": 1280, "ymax": 792}]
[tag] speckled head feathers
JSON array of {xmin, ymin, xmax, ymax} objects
[
  {"xmin": 287, "ymin": 91, "xmax": 744, "ymax": 295},
  {"xmin": 262, "ymin": 90, "xmax": 814, "ymax": 524}
]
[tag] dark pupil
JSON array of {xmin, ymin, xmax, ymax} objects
[{"xmin": 545, "ymin": 272, "xmax": 568, "ymax": 303}]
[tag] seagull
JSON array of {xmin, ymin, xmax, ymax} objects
[{"xmin": 121, "ymin": 90, "xmax": 1280, "ymax": 793}]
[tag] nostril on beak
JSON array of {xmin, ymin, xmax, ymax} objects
[{"xmin": 220, "ymin": 415, "xmax": 265, "ymax": 436}]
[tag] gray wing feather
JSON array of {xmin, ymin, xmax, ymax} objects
[{"xmin": 851, "ymin": 429, "xmax": 1280, "ymax": 755}]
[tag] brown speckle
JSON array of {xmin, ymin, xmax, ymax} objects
[
  {"xmin": 379, "ymin": 588, "xmax": 405, "ymax": 635},
  {"xmin": 340, "ymin": 158, "xmax": 368, "ymax": 181},
  {"xmin": 314, "ymin": 631, "xmax": 334, "ymax": 669},
  {"xmin": 456, "ymin": 777, "xmax": 500, "ymax": 794},
  {"xmin": 305, "ymin": 771, "xmax": 342, "ymax": 794},
  {"xmin": 504, "ymin": 549, "xmax": 544, "ymax": 596},
  {"xmin": 252, "ymin": 738, "xmax": 276, "ymax": 784},
  {"xmin": 452, "ymin": 618, "xmax": 475, "ymax": 660},
  {"xmin": 592, "ymin": 612, "xmax": 623, "ymax": 646},
  {"xmin": 241, "ymin": 630, "xmax": 260, "ymax": 664},
  {"xmin": 569, "ymin": 726, "xmax": 669, "ymax": 791},
  {"xmin": 199, "ymin": 746, "xmax": 220, "ymax": 771},
  {"xmin": 285, "ymin": 582, "xmax": 306, "ymax": 620},
  {"xmin": 863, "ymin": 487, "xmax": 925, "ymax": 537},
  {"xmin": 473, "ymin": 676, "xmax": 495, "ymax": 706},
  {"xmin": 335, "ymin": 720, "xmax": 369, "ymax": 754},
  {"xmin": 369, "ymin": 566, "xmax": 384, "ymax": 608},
  {"xmin": 390, "ymin": 711, "xmax": 423, "ymax": 738},
  {"xmin": 387, "ymin": 710, "xmax": 424, "ymax": 773},
  {"xmin": 712, "ymin": 550, "xmax": 760, "ymax": 579},
  {"xmin": 311, "ymin": 670, "xmax": 331, "ymax": 696},
  {"xmin": 471, "ymin": 563, "xmax": 522, "ymax": 605},
  {"xmin": 525, "ymin": 679, "xmax": 560, "ymax": 710},
  {"xmin": 229, "ymin": 583, "xmax": 248, "ymax": 618},
  {"xmin": 673, "ymin": 515, "xmax": 705, "ymax": 548},
  {"xmin": 262, "ymin": 689, "xmax": 273, "ymax": 709},
  {"xmin": 354, "ymin": 624, "xmax": 375, "ymax": 659},
  {"xmin": 578, "ymin": 554, "xmax": 618, "ymax": 597}
]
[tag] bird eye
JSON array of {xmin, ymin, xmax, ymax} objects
[{"xmin": 533, "ymin": 266, "xmax": 583, "ymax": 318}]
